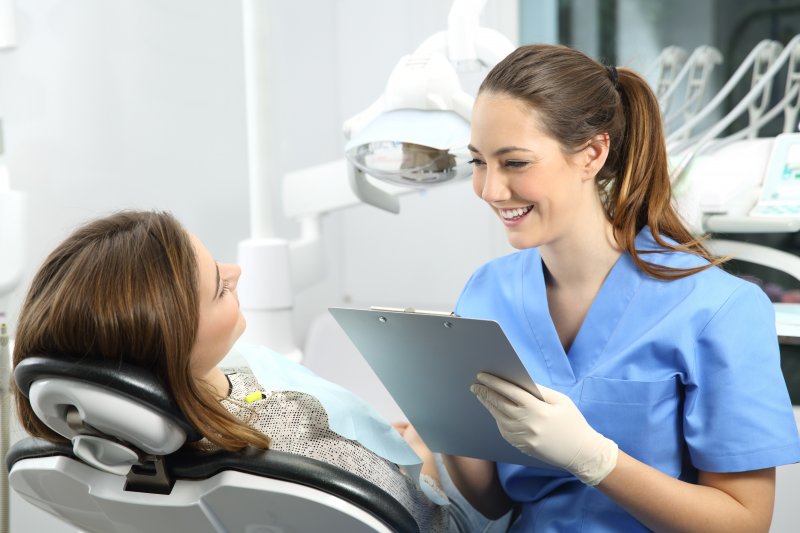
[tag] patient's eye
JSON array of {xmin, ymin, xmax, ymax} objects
[{"xmin": 220, "ymin": 279, "xmax": 230, "ymax": 297}]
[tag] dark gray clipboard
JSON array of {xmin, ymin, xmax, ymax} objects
[{"xmin": 328, "ymin": 306, "xmax": 553, "ymax": 467}]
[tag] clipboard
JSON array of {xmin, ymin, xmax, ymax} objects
[{"xmin": 328, "ymin": 306, "xmax": 551, "ymax": 467}]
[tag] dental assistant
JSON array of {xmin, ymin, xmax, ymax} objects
[{"xmin": 444, "ymin": 44, "xmax": 800, "ymax": 532}]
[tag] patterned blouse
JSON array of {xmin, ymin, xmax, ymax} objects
[{"xmin": 211, "ymin": 371, "xmax": 449, "ymax": 532}]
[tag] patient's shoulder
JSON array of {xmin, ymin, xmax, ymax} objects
[{"xmin": 222, "ymin": 372, "xmax": 330, "ymax": 429}]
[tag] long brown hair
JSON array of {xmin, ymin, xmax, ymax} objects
[
  {"xmin": 479, "ymin": 44, "xmax": 724, "ymax": 279},
  {"xmin": 13, "ymin": 210, "xmax": 270, "ymax": 451}
]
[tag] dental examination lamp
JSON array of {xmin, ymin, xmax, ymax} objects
[
  {"xmin": 341, "ymin": 0, "xmax": 513, "ymax": 214},
  {"xmin": 235, "ymin": 0, "xmax": 514, "ymax": 362}
]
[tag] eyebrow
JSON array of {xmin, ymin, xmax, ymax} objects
[{"xmin": 468, "ymin": 144, "xmax": 534, "ymax": 156}]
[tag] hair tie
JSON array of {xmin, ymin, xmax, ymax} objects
[{"xmin": 606, "ymin": 65, "xmax": 619, "ymax": 89}]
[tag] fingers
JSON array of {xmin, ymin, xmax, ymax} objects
[
  {"xmin": 535, "ymin": 384, "xmax": 569, "ymax": 405},
  {"xmin": 392, "ymin": 421, "xmax": 410, "ymax": 435},
  {"xmin": 471, "ymin": 382, "xmax": 512, "ymax": 420},
  {"xmin": 471, "ymin": 379, "xmax": 524, "ymax": 420},
  {"xmin": 475, "ymin": 372, "xmax": 539, "ymax": 407}
]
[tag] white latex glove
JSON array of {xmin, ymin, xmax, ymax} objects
[{"xmin": 471, "ymin": 372, "xmax": 618, "ymax": 486}]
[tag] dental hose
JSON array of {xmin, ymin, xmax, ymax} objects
[{"xmin": 1, "ymin": 319, "xmax": 10, "ymax": 533}]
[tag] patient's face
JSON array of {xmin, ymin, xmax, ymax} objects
[{"xmin": 189, "ymin": 234, "xmax": 246, "ymax": 382}]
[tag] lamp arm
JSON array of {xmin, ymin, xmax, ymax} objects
[
  {"xmin": 289, "ymin": 216, "xmax": 325, "ymax": 292},
  {"xmin": 447, "ymin": 0, "xmax": 483, "ymax": 69},
  {"xmin": 283, "ymin": 159, "xmax": 410, "ymax": 219},
  {"xmin": 475, "ymin": 27, "xmax": 515, "ymax": 68},
  {"xmin": 451, "ymin": 90, "xmax": 474, "ymax": 121},
  {"xmin": 413, "ymin": 20, "xmax": 513, "ymax": 72},
  {"xmin": 414, "ymin": 30, "xmax": 448, "ymax": 57}
]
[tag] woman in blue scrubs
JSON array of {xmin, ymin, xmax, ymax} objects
[{"xmin": 444, "ymin": 44, "xmax": 800, "ymax": 532}]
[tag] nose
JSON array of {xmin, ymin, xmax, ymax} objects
[
  {"xmin": 221, "ymin": 263, "xmax": 242, "ymax": 289},
  {"xmin": 476, "ymin": 167, "xmax": 511, "ymax": 203}
]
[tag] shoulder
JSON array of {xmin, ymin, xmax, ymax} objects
[
  {"xmin": 634, "ymin": 229, "xmax": 772, "ymax": 321},
  {"xmin": 633, "ymin": 228, "xmax": 711, "ymax": 270},
  {"xmin": 462, "ymin": 248, "xmax": 536, "ymax": 289},
  {"xmin": 223, "ymin": 373, "xmax": 329, "ymax": 421},
  {"xmin": 456, "ymin": 248, "xmax": 537, "ymax": 315},
  {"xmin": 225, "ymin": 372, "xmax": 262, "ymax": 400}
]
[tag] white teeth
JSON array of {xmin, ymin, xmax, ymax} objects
[{"xmin": 500, "ymin": 206, "xmax": 533, "ymax": 219}]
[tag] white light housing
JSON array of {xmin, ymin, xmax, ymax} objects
[
  {"xmin": 343, "ymin": 52, "xmax": 477, "ymax": 213},
  {"xmin": 345, "ymin": 109, "xmax": 472, "ymax": 187}
]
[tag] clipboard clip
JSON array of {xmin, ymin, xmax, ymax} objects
[{"xmin": 369, "ymin": 306, "xmax": 459, "ymax": 317}]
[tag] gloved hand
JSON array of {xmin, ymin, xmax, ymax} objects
[{"xmin": 471, "ymin": 372, "xmax": 618, "ymax": 486}]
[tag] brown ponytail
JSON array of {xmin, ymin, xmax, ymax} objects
[{"xmin": 479, "ymin": 44, "xmax": 724, "ymax": 280}]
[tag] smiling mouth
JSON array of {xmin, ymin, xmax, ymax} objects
[{"xmin": 499, "ymin": 205, "xmax": 533, "ymax": 220}]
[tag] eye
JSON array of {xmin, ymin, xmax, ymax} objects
[
  {"xmin": 505, "ymin": 160, "xmax": 529, "ymax": 169},
  {"xmin": 220, "ymin": 279, "xmax": 230, "ymax": 297},
  {"xmin": 467, "ymin": 158, "xmax": 485, "ymax": 167}
]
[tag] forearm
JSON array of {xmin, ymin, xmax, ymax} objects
[
  {"xmin": 598, "ymin": 451, "xmax": 775, "ymax": 533},
  {"xmin": 442, "ymin": 454, "xmax": 513, "ymax": 519},
  {"xmin": 415, "ymin": 447, "xmax": 441, "ymax": 487}
]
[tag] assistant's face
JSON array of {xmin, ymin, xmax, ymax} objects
[
  {"xmin": 469, "ymin": 93, "xmax": 595, "ymax": 250},
  {"xmin": 189, "ymin": 234, "xmax": 245, "ymax": 379}
]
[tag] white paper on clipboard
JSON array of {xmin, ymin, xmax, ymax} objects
[{"xmin": 328, "ymin": 306, "xmax": 554, "ymax": 468}]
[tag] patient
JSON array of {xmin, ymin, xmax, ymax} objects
[{"xmin": 12, "ymin": 210, "xmax": 453, "ymax": 532}]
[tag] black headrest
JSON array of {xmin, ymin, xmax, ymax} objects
[{"xmin": 14, "ymin": 354, "xmax": 202, "ymax": 442}]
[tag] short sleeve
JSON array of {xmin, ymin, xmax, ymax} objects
[{"xmin": 684, "ymin": 282, "xmax": 800, "ymax": 472}]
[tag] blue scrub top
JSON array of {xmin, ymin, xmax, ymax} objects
[{"xmin": 455, "ymin": 228, "xmax": 800, "ymax": 532}]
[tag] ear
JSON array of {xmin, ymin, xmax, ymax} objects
[{"xmin": 580, "ymin": 133, "xmax": 610, "ymax": 181}]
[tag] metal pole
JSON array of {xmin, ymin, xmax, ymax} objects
[{"xmin": 1, "ymin": 321, "xmax": 11, "ymax": 533}]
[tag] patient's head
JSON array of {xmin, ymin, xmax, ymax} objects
[
  {"xmin": 15, "ymin": 211, "xmax": 199, "ymax": 375},
  {"xmin": 13, "ymin": 210, "xmax": 268, "ymax": 450}
]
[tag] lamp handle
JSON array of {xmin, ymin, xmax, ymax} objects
[{"xmin": 347, "ymin": 164, "xmax": 400, "ymax": 214}]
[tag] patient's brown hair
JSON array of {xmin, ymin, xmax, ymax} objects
[{"xmin": 13, "ymin": 210, "xmax": 270, "ymax": 451}]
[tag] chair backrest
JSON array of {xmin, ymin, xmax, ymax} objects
[{"xmin": 8, "ymin": 354, "xmax": 419, "ymax": 533}]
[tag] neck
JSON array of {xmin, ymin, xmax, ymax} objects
[
  {"xmin": 200, "ymin": 366, "xmax": 231, "ymax": 400},
  {"xmin": 540, "ymin": 206, "xmax": 621, "ymax": 290}
]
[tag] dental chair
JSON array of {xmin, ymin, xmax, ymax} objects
[{"xmin": 5, "ymin": 355, "xmax": 420, "ymax": 533}]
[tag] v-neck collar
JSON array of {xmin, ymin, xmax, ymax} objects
[{"xmin": 521, "ymin": 234, "xmax": 646, "ymax": 386}]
